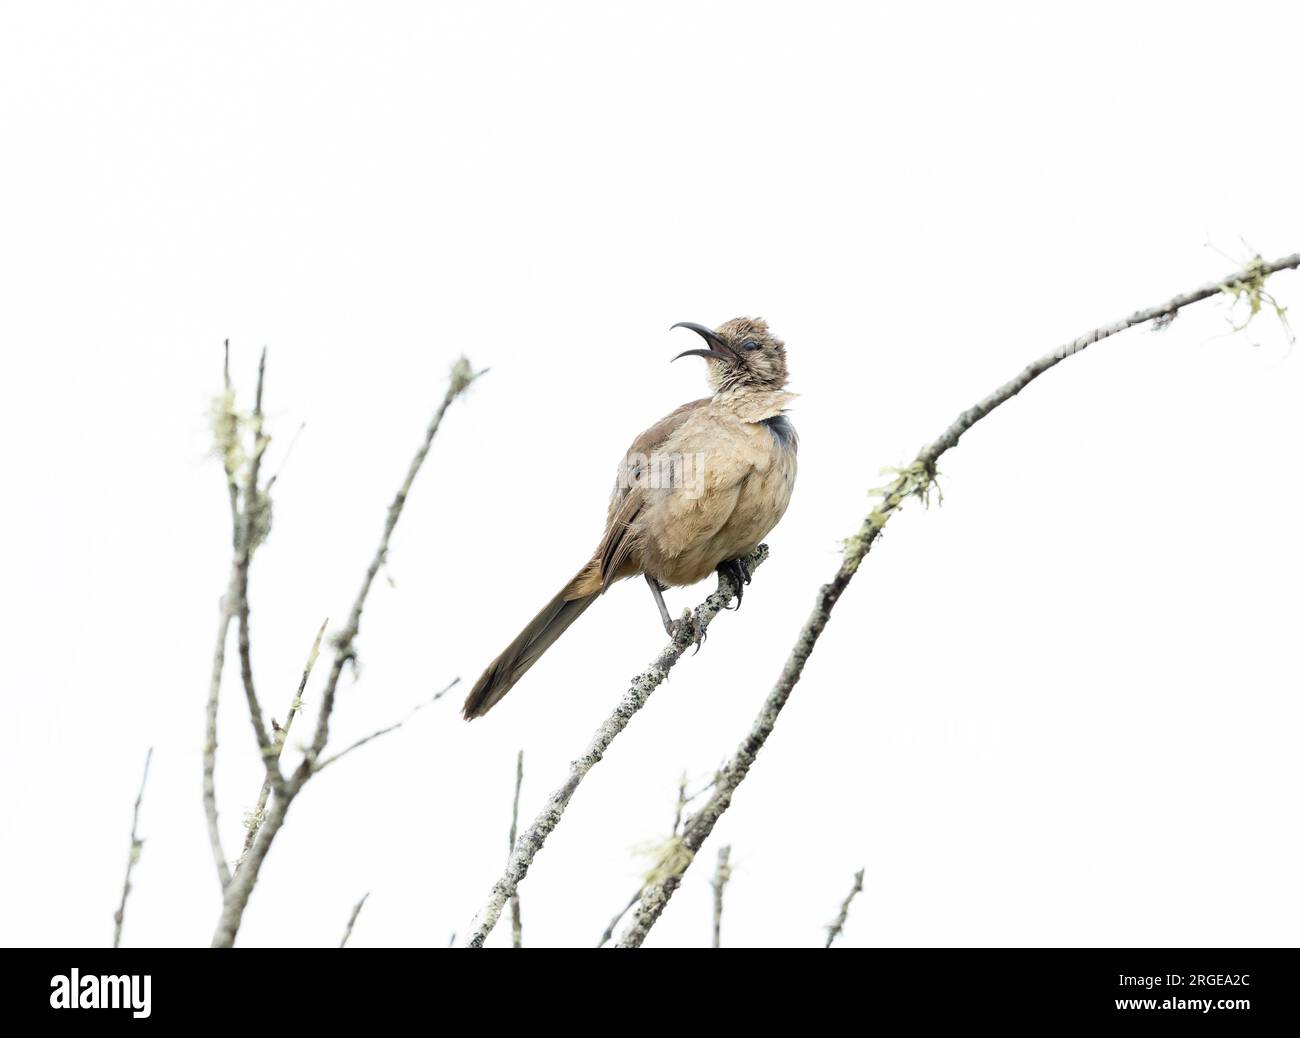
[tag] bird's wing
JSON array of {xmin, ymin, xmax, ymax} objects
[{"xmin": 595, "ymin": 398, "xmax": 710, "ymax": 587}]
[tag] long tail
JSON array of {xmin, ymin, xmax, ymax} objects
[{"xmin": 462, "ymin": 566, "xmax": 601, "ymax": 719}]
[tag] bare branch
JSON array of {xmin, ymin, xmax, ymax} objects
[
  {"xmin": 614, "ymin": 251, "xmax": 1300, "ymax": 948},
  {"xmin": 210, "ymin": 357, "xmax": 480, "ymax": 948},
  {"xmin": 461, "ymin": 544, "xmax": 768, "ymax": 948},
  {"xmin": 310, "ymin": 678, "xmax": 458, "ymax": 775},
  {"xmin": 302, "ymin": 358, "xmax": 484, "ymax": 774},
  {"xmin": 710, "ymin": 845, "xmax": 732, "ymax": 949},
  {"xmin": 233, "ymin": 347, "xmax": 282, "ymax": 790},
  {"xmin": 112, "ymin": 748, "xmax": 153, "ymax": 948},
  {"xmin": 339, "ymin": 892, "xmax": 370, "ymax": 948},
  {"xmin": 237, "ymin": 618, "xmax": 328, "ymax": 872},
  {"xmin": 825, "ymin": 868, "xmax": 864, "ymax": 948},
  {"xmin": 509, "ymin": 750, "xmax": 524, "ymax": 949}
]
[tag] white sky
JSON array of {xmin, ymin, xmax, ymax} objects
[{"xmin": 3, "ymin": 1, "xmax": 1299, "ymax": 948}]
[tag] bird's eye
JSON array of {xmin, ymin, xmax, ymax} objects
[{"xmin": 741, "ymin": 340, "xmax": 761, "ymax": 352}]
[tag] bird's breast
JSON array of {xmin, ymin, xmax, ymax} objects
[{"xmin": 640, "ymin": 412, "xmax": 797, "ymax": 587}]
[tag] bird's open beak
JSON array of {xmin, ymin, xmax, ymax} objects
[{"xmin": 670, "ymin": 322, "xmax": 734, "ymax": 363}]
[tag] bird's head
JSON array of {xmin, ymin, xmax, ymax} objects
[{"xmin": 670, "ymin": 317, "xmax": 789, "ymax": 393}]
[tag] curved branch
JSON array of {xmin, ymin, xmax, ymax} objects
[{"xmin": 614, "ymin": 251, "xmax": 1300, "ymax": 948}]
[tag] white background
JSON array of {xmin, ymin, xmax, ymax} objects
[{"xmin": 2, "ymin": 1, "xmax": 1298, "ymax": 948}]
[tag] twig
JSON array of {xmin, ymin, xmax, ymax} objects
[
  {"xmin": 265, "ymin": 420, "xmax": 305, "ymax": 493},
  {"xmin": 339, "ymin": 892, "xmax": 370, "ymax": 948},
  {"xmin": 509, "ymin": 750, "xmax": 524, "ymax": 948},
  {"xmin": 596, "ymin": 890, "xmax": 642, "ymax": 948},
  {"xmin": 460, "ymin": 544, "xmax": 768, "ymax": 948},
  {"xmin": 209, "ymin": 356, "xmax": 481, "ymax": 948},
  {"xmin": 302, "ymin": 358, "xmax": 482, "ymax": 773},
  {"xmin": 237, "ymin": 618, "xmax": 328, "ymax": 871},
  {"xmin": 825, "ymin": 869, "xmax": 864, "ymax": 948},
  {"xmin": 112, "ymin": 748, "xmax": 153, "ymax": 948},
  {"xmin": 233, "ymin": 348, "xmax": 282, "ymax": 789},
  {"xmin": 613, "ymin": 251, "xmax": 1300, "ymax": 948},
  {"xmin": 670, "ymin": 771, "xmax": 688, "ymax": 837},
  {"xmin": 310, "ymin": 677, "xmax": 460, "ymax": 774},
  {"xmin": 710, "ymin": 845, "xmax": 732, "ymax": 949}
]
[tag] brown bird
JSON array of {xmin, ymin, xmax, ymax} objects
[{"xmin": 462, "ymin": 316, "xmax": 798, "ymax": 720}]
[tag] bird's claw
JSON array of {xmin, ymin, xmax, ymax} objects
[
  {"xmin": 672, "ymin": 609, "xmax": 707, "ymax": 653},
  {"xmin": 716, "ymin": 557, "xmax": 753, "ymax": 610}
]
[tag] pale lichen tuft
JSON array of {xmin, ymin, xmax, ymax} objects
[
  {"xmin": 1220, "ymin": 255, "xmax": 1295, "ymax": 345},
  {"xmin": 209, "ymin": 388, "xmax": 245, "ymax": 478},
  {"xmin": 636, "ymin": 835, "xmax": 696, "ymax": 888},
  {"xmin": 449, "ymin": 356, "xmax": 477, "ymax": 396}
]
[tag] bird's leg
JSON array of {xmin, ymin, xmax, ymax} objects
[
  {"xmin": 645, "ymin": 574, "xmax": 674, "ymax": 636},
  {"xmin": 648, "ymin": 575, "xmax": 708, "ymax": 652},
  {"xmin": 716, "ymin": 557, "xmax": 753, "ymax": 609}
]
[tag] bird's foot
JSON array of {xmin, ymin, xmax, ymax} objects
[
  {"xmin": 672, "ymin": 608, "xmax": 707, "ymax": 654},
  {"xmin": 716, "ymin": 557, "xmax": 753, "ymax": 609}
]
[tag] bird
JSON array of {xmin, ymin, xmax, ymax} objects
[{"xmin": 462, "ymin": 316, "xmax": 798, "ymax": 720}]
